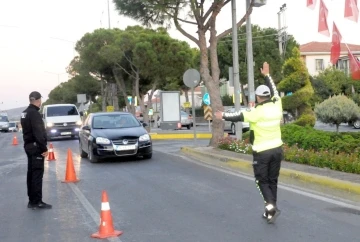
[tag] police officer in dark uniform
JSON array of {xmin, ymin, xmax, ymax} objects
[{"xmin": 21, "ymin": 91, "xmax": 52, "ymax": 209}]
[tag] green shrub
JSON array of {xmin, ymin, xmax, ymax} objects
[
  {"xmin": 314, "ymin": 94, "xmax": 360, "ymax": 133},
  {"xmin": 218, "ymin": 124, "xmax": 360, "ymax": 174},
  {"xmin": 293, "ymin": 114, "xmax": 316, "ymax": 127}
]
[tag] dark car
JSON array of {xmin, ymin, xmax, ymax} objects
[{"xmin": 78, "ymin": 112, "xmax": 152, "ymax": 163}]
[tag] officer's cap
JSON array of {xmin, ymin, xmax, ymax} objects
[{"xmin": 255, "ymin": 85, "xmax": 271, "ymax": 97}]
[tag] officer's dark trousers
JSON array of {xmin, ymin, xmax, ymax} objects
[
  {"xmin": 252, "ymin": 146, "xmax": 283, "ymax": 206},
  {"xmin": 25, "ymin": 145, "xmax": 44, "ymax": 204}
]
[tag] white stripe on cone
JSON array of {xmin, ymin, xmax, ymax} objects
[{"xmin": 101, "ymin": 202, "xmax": 110, "ymax": 211}]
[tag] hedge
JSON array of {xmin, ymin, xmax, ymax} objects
[{"xmin": 218, "ymin": 124, "xmax": 360, "ymax": 174}]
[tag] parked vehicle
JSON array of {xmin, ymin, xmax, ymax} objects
[
  {"xmin": 157, "ymin": 111, "xmax": 193, "ymax": 129},
  {"xmin": 8, "ymin": 122, "xmax": 18, "ymax": 132},
  {"xmin": 42, "ymin": 104, "xmax": 83, "ymax": 139},
  {"xmin": 223, "ymin": 107, "xmax": 250, "ymax": 134},
  {"xmin": 0, "ymin": 112, "xmax": 9, "ymax": 132},
  {"xmin": 78, "ymin": 112, "xmax": 152, "ymax": 163}
]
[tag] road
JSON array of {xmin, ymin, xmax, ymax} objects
[{"xmin": 0, "ymin": 132, "xmax": 359, "ymax": 242}]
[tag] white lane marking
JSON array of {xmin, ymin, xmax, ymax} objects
[
  {"xmin": 153, "ymin": 148, "xmax": 360, "ymax": 211},
  {"xmin": 68, "ymin": 184, "xmax": 123, "ymax": 242}
]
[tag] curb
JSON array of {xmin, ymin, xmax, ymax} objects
[{"xmin": 180, "ymin": 146, "xmax": 360, "ymax": 196}]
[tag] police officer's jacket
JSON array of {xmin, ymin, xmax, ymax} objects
[
  {"xmin": 223, "ymin": 75, "xmax": 283, "ymax": 153},
  {"xmin": 21, "ymin": 104, "xmax": 48, "ymax": 153}
]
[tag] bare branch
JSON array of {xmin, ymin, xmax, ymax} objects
[
  {"xmin": 162, "ymin": 9, "xmax": 197, "ymax": 25},
  {"xmin": 202, "ymin": 1, "xmax": 216, "ymax": 23},
  {"xmin": 216, "ymin": 0, "xmax": 255, "ymax": 41},
  {"xmin": 190, "ymin": 0, "xmax": 202, "ymax": 27},
  {"xmin": 173, "ymin": 2, "xmax": 200, "ymax": 46},
  {"xmin": 204, "ymin": 1, "xmax": 224, "ymax": 31},
  {"xmin": 115, "ymin": 63, "xmax": 135, "ymax": 79}
]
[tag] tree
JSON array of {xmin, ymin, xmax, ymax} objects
[
  {"xmin": 100, "ymin": 26, "xmax": 194, "ymax": 123},
  {"xmin": 44, "ymin": 75, "xmax": 101, "ymax": 106},
  {"xmin": 314, "ymin": 94, "xmax": 360, "ymax": 133},
  {"xmin": 74, "ymin": 29, "xmax": 119, "ymax": 111},
  {"xmin": 310, "ymin": 67, "xmax": 360, "ymax": 106},
  {"xmin": 217, "ymin": 25, "xmax": 299, "ymax": 104},
  {"xmin": 113, "ymin": 0, "xmax": 258, "ymax": 146},
  {"xmin": 277, "ymin": 47, "xmax": 315, "ymax": 126}
]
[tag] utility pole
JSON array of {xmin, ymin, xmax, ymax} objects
[
  {"xmin": 246, "ymin": 0, "xmax": 255, "ymax": 107},
  {"xmin": 107, "ymin": 0, "xmax": 111, "ymax": 29},
  {"xmin": 231, "ymin": 0, "xmax": 242, "ymax": 140},
  {"xmin": 278, "ymin": 4, "xmax": 287, "ymax": 57}
]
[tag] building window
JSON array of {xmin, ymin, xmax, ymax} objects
[{"xmin": 315, "ymin": 59, "xmax": 324, "ymax": 71}]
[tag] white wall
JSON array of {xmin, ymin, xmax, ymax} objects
[{"xmin": 303, "ymin": 54, "xmax": 332, "ymax": 76}]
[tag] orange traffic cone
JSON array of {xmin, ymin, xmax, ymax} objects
[
  {"xmin": 91, "ymin": 191, "xmax": 123, "ymax": 239},
  {"xmin": 47, "ymin": 143, "xmax": 56, "ymax": 161},
  {"xmin": 61, "ymin": 149, "xmax": 79, "ymax": 183},
  {"xmin": 12, "ymin": 135, "xmax": 18, "ymax": 145}
]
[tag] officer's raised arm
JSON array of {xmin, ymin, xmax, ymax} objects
[{"xmin": 261, "ymin": 62, "xmax": 279, "ymax": 99}]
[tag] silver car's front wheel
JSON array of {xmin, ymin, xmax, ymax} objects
[{"xmin": 354, "ymin": 120, "xmax": 360, "ymax": 129}]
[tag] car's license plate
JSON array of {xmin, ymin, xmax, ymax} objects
[
  {"xmin": 61, "ymin": 132, "xmax": 72, "ymax": 135},
  {"xmin": 115, "ymin": 145, "xmax": 135, "ymax": 151}
]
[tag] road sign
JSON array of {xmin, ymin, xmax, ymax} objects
[
  {"xmin": 183, "ymin": 69, "xmax": 201, "ymax": 88},
  {"xmin": 203, "ymin": 93, "xmax": 210, "ymax": 105},
  {"xmin": 148, "ymin": 108, "xmax": 153, "ymax": 116},
  {"xmin": 204, "ymin": 105, "xmax": 212, "ymax": 121},
  {"xmin": 183, "ymin": 102, "xmax": 191, "ymax": 108},
  {"xmin": 106, "ymin": 106, "xmax": 114, "ymax": 112},
  {"xmin": 77, "ymin": 94, "xmax": 86, "ymax": 103},
  {"xmin": 127, "ymin": 96, "xmax": 138, "ymax": 106}
]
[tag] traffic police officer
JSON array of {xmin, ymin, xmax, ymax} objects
[
  {"xmin": 21, "ymin": 91, "xmax": 52, "ymax": 209},
  {"xmin": 215, "ymin": 62, "xmax": 283, "ymax": 224}
]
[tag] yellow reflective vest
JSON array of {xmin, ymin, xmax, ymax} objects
[{"xmin": 243, "ymin": 97, "xmax": 283, "ymax": 152}]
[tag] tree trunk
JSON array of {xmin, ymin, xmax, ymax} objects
[
  {"xmin": 112, "ymin": 83, "xmax": 119, "ymax": 111},
  {"xmin": 336, "ymin": 124, "xmax": 339, "ymax": 133},
  {"xmin": 112, "ymin": 68, "xmax": 133, "ymax": 113},
  {"xmin": 204, "ymin": 24, "xmax": 224, "ymax": 147},
  {"xmin": 241, "ymin": 83, "xmax": 248, "ymax": 107},
  {"xmin": 101, "ymin": 78, "xmax": 106, "ymax": 112}
]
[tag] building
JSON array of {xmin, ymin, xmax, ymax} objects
[{"xmin": 300, "ymin": 41, "xmax": 360, "ymax": 76}]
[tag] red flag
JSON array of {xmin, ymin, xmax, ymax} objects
[
  {"xmin": 347, "ymin": 47, "xmax": 360, "ymax": 80},
  {"xmin": 344, "ymin": 0, "xmax": 359, "ymax": 22},
  {"xmin": 318, "ymin": 0, "xmax": 330, "ymax": 36},
  {"xmin": 330, "ymin": 22, "xmax": 342, "ymax": 65},
  {"xmin": 307, "ymin": 0, "xmax": 317, "ymax": 9}
]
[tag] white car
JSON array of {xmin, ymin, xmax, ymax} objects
[
  {"xmin": 8, "ymin": 122, "xmax": 18, "ymax": 132},
  {"xmin": 223, "ymin": 107, "xmax": 250, "ymax": 134}
]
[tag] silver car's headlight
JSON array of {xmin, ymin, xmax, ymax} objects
[
  {"xmin": 96, "ymin": 137, "xmax": 111, "ymax": 144},
  {"xmin": 139, "ymin": 134, "xmax": 150, "ymax": 141}
]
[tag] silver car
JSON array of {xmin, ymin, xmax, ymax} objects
[
  {"xmin": 157, "ymin": 111, "xmax": 193, "ymax": 129},
  {"xmin": 223, "ymin": 107, "xmax": 250, "ymax": 134}
]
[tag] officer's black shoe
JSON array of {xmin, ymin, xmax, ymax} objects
[
  {"xmin": 31, "ymin": 201, "xmax": 52, "ymax": 209},
  {"xmin": 267, "ymin": 209, "xmax": 281, "ymax": 224},
  {"xmin": 262, "ymin": 212, "xmax": 267, "ymax": 219},
  {"xmin": 27, "ymin": 202, "xmax": 33, "ymax": 208}
]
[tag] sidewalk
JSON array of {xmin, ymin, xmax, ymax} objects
[{"xmin": 181, "ymin": 146, "xmax": 360, "ymax": 200}]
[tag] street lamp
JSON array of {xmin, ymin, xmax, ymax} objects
[
  {"xmin": 246, "ymin": 0, "xmax": 267, "ymax": 108},
  {"xmin": 45, "ymin": 71, "xmax": 68, "ymax": 85}
]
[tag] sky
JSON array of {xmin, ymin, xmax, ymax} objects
[{"xmin": 0, "ymin": 0, "xmax": 359, "ymax": 110}]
